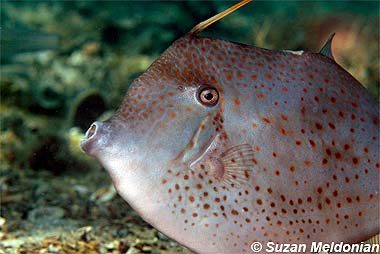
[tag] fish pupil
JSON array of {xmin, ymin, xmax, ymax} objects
[{"xmin": 204, "ymin": 93, "xmax": 213, "ymax": 100}]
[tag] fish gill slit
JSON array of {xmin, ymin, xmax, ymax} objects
[{"xmin": 182, "ymin": 115, "xmax": 212, "ymax": 164}]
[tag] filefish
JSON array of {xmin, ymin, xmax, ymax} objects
[{"xmin": 81, "ymin": 1, "xmax": 379, "ymax": 253}]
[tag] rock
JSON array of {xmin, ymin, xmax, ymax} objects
[
  {"xmin": 27, "ymin": 206, "xmax": 65, "ymax": 223},
  {"xmin": 90, "ymin": 185, "xmax": 116, "ymax": 203},
  {"xmin": 73, "ymin": 226, "xmax": 94, "ymax": 242},
  {"xmin": 126, "ymin": 246, "xmax": 140, "ymax": 254}
]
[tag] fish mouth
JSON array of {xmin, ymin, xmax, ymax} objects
[{"xmin": 81, "ymin": 121, "xmax": 110, "ymax": 156}]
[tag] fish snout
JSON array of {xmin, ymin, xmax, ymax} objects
[{"xmin": 81, "ymin": 121, "xmax": 106, "ymax": 156}]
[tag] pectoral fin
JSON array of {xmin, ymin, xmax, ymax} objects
[{"xmin": 219, "ymin": 144, "xmax": 255, "ymax": 188}]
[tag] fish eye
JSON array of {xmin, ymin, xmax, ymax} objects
[{"xmin": 198, "ymin": 86, "xmax": 219, "ymax": 107}]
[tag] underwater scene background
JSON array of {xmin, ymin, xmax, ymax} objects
[{"xmin": 1, "ymin": 1, "xmax": 379, "ymax": 253}]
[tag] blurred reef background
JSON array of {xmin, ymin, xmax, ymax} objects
[{"xmin": 0, "ymin": 1, "xmax": 379, "ymax": 253}]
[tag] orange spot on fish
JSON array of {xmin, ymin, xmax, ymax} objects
[
  {"xmin": 328, "ymin": 123, "xmax": 336, "ymax": 129},
  {"xmin": 265, "ymin": 73, "xmax": 273, "ymax": 79},
  {"xmin": 256, "ymin": 93, "xmax": 265, "ymax": 99},
  {"xmin": 231, "ymin": 210, "xmax": 239, "ymax": 216},
  {"xmin": 315, "ymin": 122, "xmax": 323, "ymax": 130},
  {"xmin": 169, "ymin": 111, "xmax": 176, "ymax": 118},
  {"xmin": 255, "ymin": 62, "xmax": 264, "ymax": 67},
  {"xmin": 335, "ymin": 152, "xmax": 342, "ymax": 160},
  {"xmin": 237, "ymin": 72, "xmax": 244, "ymax": 79},
  {"xmin": 301, "ymin": 107, "xmax": 306, "ymax": 115}
]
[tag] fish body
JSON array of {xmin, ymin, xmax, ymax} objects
[{"xmin": 81, "ymin": 15, "xmax": 379, "ymax": 254}]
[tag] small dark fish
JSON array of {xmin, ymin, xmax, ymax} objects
[{"xmin": 0, "ymin": 26, "xmax": 59, "ymax": 63}]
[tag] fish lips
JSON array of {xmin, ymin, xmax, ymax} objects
[{"xmin": 81, "ymin": 121, "xmax": 111, "ymax": 157}]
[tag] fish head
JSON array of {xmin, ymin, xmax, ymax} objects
[{"xmin": 81, "ymin": 34, "xmax": 229, "ymax": 220}]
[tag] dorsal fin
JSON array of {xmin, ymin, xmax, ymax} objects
[
  {"xmin": 319, "ymin": 33, "xmax": 335, "ymax": 60},
  {"xmin": 189, "ymin": 0, "xmax": 252, "ymax": 35}
]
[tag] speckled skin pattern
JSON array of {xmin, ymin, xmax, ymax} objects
[{"xmin": 81, "ymin": 34, "xmax": 379, "ymax": 254}]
